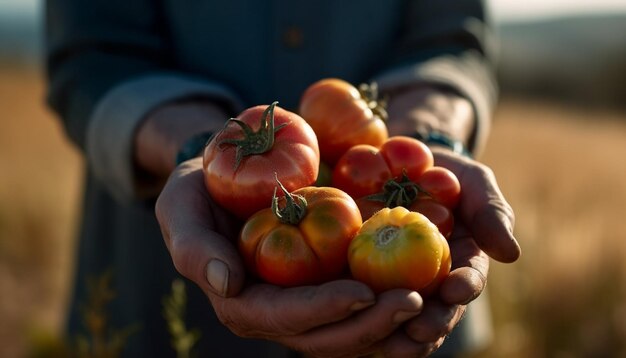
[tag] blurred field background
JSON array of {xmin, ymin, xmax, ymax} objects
[{"xmin": 1, "ymin": 1, "xmax": 626, "ymax": 357}]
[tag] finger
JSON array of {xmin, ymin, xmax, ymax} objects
[
  {"xmin": 279, "ymin": 289, "xmax": 423, "ymax": 357},
  {"xmin": 155, "ymin": 158, "xmax": 245, "ymax": 297},
  {"xmin": 404, "ymin": 300, "xmax": 466, "ymax": 343},
  {"xmin": 441, "ymin": 267, "xmax": 487, "ymax": 306},
  {"xmin": 433, "ymin": 150, "xmax": 521, "ymax": 263},
  {"xmin": 208, "ymin": 280, "xmax": 376, "ymax": 338},
  {"xmin": 440, "ymin": 230, "xmax": 489, "ymax": 305}
]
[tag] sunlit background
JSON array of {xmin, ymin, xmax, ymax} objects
[{"xmin": 1, "ymin": 1, "xmax": 625, "ymax": 357}]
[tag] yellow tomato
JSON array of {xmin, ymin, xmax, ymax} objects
[{"xmin": 348, "ymin": 207, "xmax": 451, "ymax": 296}]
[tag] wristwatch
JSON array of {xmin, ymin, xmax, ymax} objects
[{"xmin": 412, "ymin": 131, "xmax": 472, "ymax": 158}]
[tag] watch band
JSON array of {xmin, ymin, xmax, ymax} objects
[{"xmin": 412, "ymin": 131, "xmax": 472, "ymax": 158}]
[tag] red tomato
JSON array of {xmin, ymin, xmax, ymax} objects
[
  {"xmin": 239, "ymin": 183, "xmax": 362, "ymax": 287},
  {"xmin": 332, "ymin": 136, "xmax": 434, "ymax": 199},
  {"xmin": 417, "ymin": 166, "xmax": 461, "ymax": 209},
  {"xmin": 331, "ymin": 144, "xmax": 391, "ymax": 199},
  {"xmin": 299, "ymin": 78, "xmax": 388, "ymax": 166},
  {"xmin": 348, "ymin": 207, "xmax": 451, "ymax": 296},
  {"xmin": 203, "ymin": 102, "xmax": 319, "ymax": 219},
  {"xmin": 333, "ymin": 137, "xmax": 461, "ymax": 231},
  {"xmin": 356, "ymin": 197, "xmax": 454, "ymax": 239}
]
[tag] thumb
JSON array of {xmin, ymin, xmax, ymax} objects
[
  {"xmin": 166, "ymin": 225, "xmax": 245, "ymax": 298},
  {"xmin": 156, "ymin": 158, "xmax": 245, "ymax": 297}
]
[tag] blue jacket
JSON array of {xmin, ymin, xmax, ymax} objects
[{"xmin": 46, "ymin": 1, "xmax": 497, "ymax": 356}]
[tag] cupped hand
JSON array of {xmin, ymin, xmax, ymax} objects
[
  {"xmin": 383, "ymin": 218, "xmax": 489, "ymax": 356},
  {"xmin": 155, "ymin": 158, "xmax": 426, "ymax": 357},
  {"xmin": 432, "ymin": 148, "xmax": 520, "ymax": 264},
  {"xmin": 154, "ymin": 144, "xmax": 520, "ymax": 356},
  {"xmin": 385, "ymin": 86, "xmax": 520, "ymax": 263},
  {"xmin": 379, "ymin": 148, "xmax": 519, "ymax": 355},
  {"xmin": 369, "ymin": 221, "xmax": 489, "ymax": 356}
]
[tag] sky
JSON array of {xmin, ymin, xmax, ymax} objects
[
  {"xmin": 488, "ymin": 0, "xmax": 626, "ymax": 22},
  {"xmin": 2, "ymin": 0, "xmax": 626, "ymax": 22}
]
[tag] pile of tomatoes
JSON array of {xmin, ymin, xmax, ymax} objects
[{"xmin": 202, "ymin": 78, "xmax": 460, "ymax": 296}]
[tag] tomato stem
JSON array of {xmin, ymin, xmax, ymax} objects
[
  {"xmin": 272, "ymin": 174, "xmax": 307, "ymax": 225},
  {"xmin": 219, "ymin": 101, "xmax": 288, "ymax": 170},
  {"xmin": 366, "ymin": 171, "xmax": 431, "ymax": 208},
  {"xmin": 358, "ymin": 82, "xmax": 388, "ymax": 122}
]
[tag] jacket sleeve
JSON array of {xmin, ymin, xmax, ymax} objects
[
  {"xmin": 45, "ymin": 0, "xmax": 243, "ymax": 203},
  {"xmin": 374, "ymin": 0, "xmax": 498, "ymax": 156}
]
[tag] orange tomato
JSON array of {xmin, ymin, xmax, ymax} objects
[
  {"xmin": 299, "ymin": 78, "xmax": 388, "ymax": 166},
  {"xmin": 239, "ymin": 184, "xmax": 362, "ymax": 287}
]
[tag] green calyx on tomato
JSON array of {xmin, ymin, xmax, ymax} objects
[
  {"xmin": 204, "ymin": 103, "xmax": 319, "ymax": 219},
  {"xmin": 272, "ymin": 175, "xmax": 307, "ymax": 225},
  {"xmin": 358, "ymin": 82, "xmax": 388, "ymax": 123},
  {"xmin": 299, "ymin": 78, "xmax": 389, "ymax": 166},
  {"xmin": 218, "ymin": 101, "xmax": 287, "ymax": 169},
  {"xmin": 365, "ymin": 171, "xmax": 430, "ymax": 209}
]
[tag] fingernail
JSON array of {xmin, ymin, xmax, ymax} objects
[
  {"xmin": 206, "ymin": 259, "xmax": 229, "ymax": 296},
  {"xmin": 392, "ymin": 310, "xmax": 420, "ymax": 324},
  {"xmin": 349, "ymin": 300, "xmax": 375, "ymax": 311}
]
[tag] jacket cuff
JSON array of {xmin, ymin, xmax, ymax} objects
[
  {"xmin": 86, "ymin": 73, "xmax": 243, "ymax": 204},
  {"xmin": 373, "ymin": 51, "xmax": 498, "ymax": 157}
]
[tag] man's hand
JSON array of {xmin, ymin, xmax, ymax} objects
[
  {"xmin": 154, "ymin": 86, "xmax": 520, "ymax": 357},
  {"xmin": 379, "ymin": 86, "xmax": 520, "ymax": 355},
  {"xmin": 156, "ymin": 158, "xmax": 430, "ymax": 357},
  {"xmin": 367, "ymin": 148, "xmax": 518, "ymax": 356}
]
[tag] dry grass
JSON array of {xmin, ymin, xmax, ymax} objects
[
  {"xmin": 1, "ymin": 66, "xmax": 625, "ymax": 357},
  {"xmin": 0, "ymin": 65, "xmax": 83, "ymax": 357},
  {"xmin": 476, "ymin": 99, "xmax": 626, "ymax": 358}
]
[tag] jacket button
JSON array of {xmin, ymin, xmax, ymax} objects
[{"xmin": 283, "ymin": 26, "xmax": 303, "ymax": 49}]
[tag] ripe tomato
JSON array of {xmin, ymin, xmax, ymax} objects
[
  {"xmin": 356, "ymin": 197, "xmax": 454, "ymax": 239},
  {"xmin": 332, "ymin": 136, "xmax": 434, "ymax": 199},
  {"xmin": 239, "ymin": 182, "xmax": 362, "ymax": 287},
  {"xmin": 417, "ymin": 166, "xmax": 461, "ymax": 208},
  {"xmin": 348, "ymin": 207, "xmax": 451, "ymax": 296},
  {"xmin": 203, "ymin": 102, "xmax": 319, "ymax": 219},
  {"xmin": 333, "ymin": 136, "xmax": 460, "ymax": 238},
  {"xmin": 299, "ymin": 78, "xmax": 388, "ymax": 166}
]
